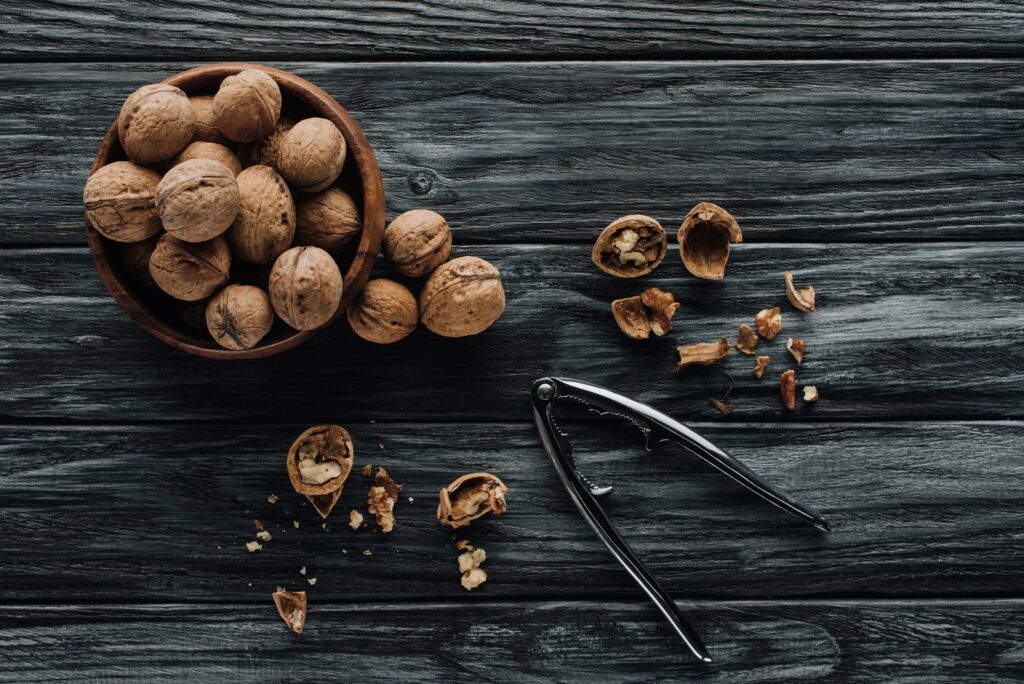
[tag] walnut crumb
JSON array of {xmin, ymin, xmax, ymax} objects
[
  {"xmin": 349, "ymin": 509, "xmax": 364, "ymax": 530},
  {"xmin": 307, "ymin": 577, "xmax": 317, "ymax": 586},
  {"xmin": 408, "ymin": 497, "xmax": 415, "ymax": 504},
  {"xmin": 256, "ymin": 530, "xmax": 272, "ymax": 542},
  {"xmin": 246, "ymin": 541, "xmax": 262, "ymax": 553},
  {"xmin": 362, "ymin": 549, "xmax": 373, "ymax": 556},
  {"xmin": 292, "ymin": 520, "xmax": 300, "ymax": 529},
  {"xmin": 456, "ymin": 539, "xmax": 474, "ymax": 551},
  {"xmin": 803, "ymin": 386, "xmax": 820, "ymax": 403},
  {"xmin": 254, "ymin": 519, "xmax": 265, "ymax": 531},
  {"xmin": 299, "ymin": 566, "xmax": 306, "ymax": 575},
  {"xmin": 267, "ymin": 494, "xmax": 279, "ymax": 504},
  {"xmin": 362, "ymin": 463, "xmax": 373, "ymax": 477}
]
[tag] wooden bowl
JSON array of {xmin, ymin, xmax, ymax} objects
[{"xmin": 86, "ymin": 63, "xmax": 385, "ymax": 359}]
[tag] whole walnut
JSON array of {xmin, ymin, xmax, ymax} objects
[
  {"xmin": 419, "ymin": 256, "xmax": 505, "ymax": 337},
  {"xmin": 155, "ymin": 158, "xmax": 240, "ymax": 242},
  {"xmin": 83, "ymin": 161, "xmax": 163, "ymax": 243},
  {"xmin": 213, "ymin": 69, "xmax": 282, "ymax": 143},
  {"xmin": 205, "ymin": 284, "xmax": 275, "ymax": 350},
  {"xmin": 149, "ymin": 234, "xmax": 231, "ymax": 301},
  {"xmin": 383, "ymin": 209, "xmax": 452, "ymax": 277},
  {"xmin": 229, "ymin": 165, "xmax": 295, "ymax": 264},
  {"xmin": 188, "ymin": 95, "xmax": 227, "ymax": 144},
  {"xmin": 295, "ymin": 187, "xmax": 361, "ymax": 252},
  {"xmin": 241, "ymin": 117, "xmax": 294, "ymax": 168},
  {"xmin": 118, "ymin": 84, "xmax": 196, "ymax": 163},
  {"xmin": 347, "ymin": 279, "xmax": 417, "ymax": 344},
  {"xmin": 172, "ymin": 141, "xmax": 241, "ymax": 177},
  {"xmin": 277, "ymin": 118, "xmax": 346, "ymax": 193},
  {"xmin": 269, "ymin": 246, "xmax": 343, "ymax": 331},
  {"xmin": 118, "ymin": 234, "xmax": 160, "ymax": 289}
]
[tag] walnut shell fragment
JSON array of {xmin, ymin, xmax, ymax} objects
[
  {"xmin": 785, "ymin": 271, "xmax": 816, "ymax": 312},
  {"xmin": 736, "ymin": 323, "xmax": 758, "ymax": 355},
  {"xmin": 437, "ymin": 472, "xmax": 509, "ymax": 529},
  {"xmin": 675, "ymin": 337, "xmax": 730, "ymax": 373},
  {"xmin": 780, "ymin": 370, "xmax": 797, "ymax": 411},
  {"xmin": 708, "ymin": 398, "xmax": 734, "ymax": 415},
  {"xmin": 803, "ymin": 386, "xmax": 820, "ymax": 403},
  {"xmin": 787, "ymin": 337, "xmax": 806, "ymax": 364},
  {"xmin": 592, "ymin": 215, "xmax": 667, "ymax": 278},
  {"xmin": 753, "ymin": 355, "xmax": 770, "ymax": 380},
  {"xmin": 611, "ymin": 287, "xmax": 679, "ymax": 340},
  {"xmin": 755, "ymin": 307, "xmax": 782, "ymax": 341},
  {"xmin": 677, "ymin": 202, "xmax": 743, "ymax": 280},
  {"xmin": 272, "ymin": 589, "xmax": 306, "ymax": 634},
  {"xmin": 367, "ymin": 467, "xmax": 403, "ymax": 533},
  {"xmin": 287, "ymin": 425, "xmax": 355, "ymax": 519}
]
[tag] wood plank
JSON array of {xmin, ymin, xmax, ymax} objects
[
  {"xmin": 1, "ymin": 421, "xmax": 1020, "ymax": 602},
  {"xmin": 1, "ymin": 242, "xmax": 1021, "ymax": 422},
  {"xmin": 2, "ymin": 2, "xmax": 1022, "ymax": 60},
  {"xmin": 1, "ymin": 599, "xmax": 1021, "ymax": 682},
  {"xmin": 2, "ymin": 60, "xmax": 1022, "ymax": 245}
]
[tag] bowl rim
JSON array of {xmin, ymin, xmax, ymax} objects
[{"xmin": 86, "ymin": 62, "xmax": 386, "ymax": 360}]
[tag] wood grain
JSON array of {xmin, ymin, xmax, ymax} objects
[
  {"xmin": 1, "ymin": 421, "xmax": 1020, "ymax": 602},
  {"xmin": 1, "ymin": 599, "xmax": 1022, "ymax": 682},
  {"xmin": 1, "ymin": 242, "xmax": 1021, "ymax": 422},
  {"xmin": 2, "ymin": 1, "xmax": 1023, "ymax": 60},
  {"xmin": 2, "ymin": 60, "xmax": 1022, "ymax": 245}
]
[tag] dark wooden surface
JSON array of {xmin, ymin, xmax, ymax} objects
[{"xmin": 1, "ymin": 3, "xmax": 1023, "ymax": 682}]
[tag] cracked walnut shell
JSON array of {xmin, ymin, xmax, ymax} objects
[
  {"xmin": 148, "ymin": 234, "xmax": 231, "ymax": 302},
  {"xmin": 118, "ymin": 83, "xmax": 196, "ymax": 163},
  {"xmin": 156, "ymin": 158, "xmax": 240, "ymax": 243},
  {"xmin": 755, "ymin": 307, "xmax": 782, "ymax": 341},
  {"xmin": 677, "ymin": 202, "xmax": 743, "ymax": 280},
  {"xmin": 296, "ymin": 187, "xmax": 361, "ymax": 253},
  {"xmin": 787, "ymin": 337, "xmax": 806, "ymax": 364},
  {"xmin": 272, "ymin": 589, "xmax": 306, "ymax": 634},
  {"xmin": 675, "ymin": 337, "xmax": 730, "ymax": 373},
  {"xmin": 419, "ymin": 256, "xmax": 505, "ymax": 337},
  {"xmin": 347, "ymin": 279, "xmax": 418, "ymax": 344},
  {"xmin": 437, "ymin": 472, "xmax": 509, "ymax": 529},
  {"xmin": 611, "ymin": 287, "xmax": 679, "ymax": 340},
  {"xmin": 753, "ymin": 355, "xmax": 770, "ymax": 379},
  {"xmin": 205, "ymin": 284, "xmax": 274, "ymax": 350},
  {"xmin": 229, "ymin": 165, "xmax": 296, "ymax": 264},
  {"xmin": 592, "ymin": 214, "xmax": 667, "ymax": 278},
  {"xmin": 383, "ymin": 210, "xmax": 452, "ymax": 277},
  {"xmin": 736, "ymin": 323, "xmax": 759, "ymax": 355},
  {"xmin": 287, "ymin": 425, "xmax": 355, "ymax": 519},
  {"xmin": 368, "ymin": 467, "xmax": 402, "ymax": 533},
  {"xmin": 277, "ymin": 118, "xmax": 347, "ymax": 193},
  {"xmin": 213, "ymin": 69, "xmax": 282, "ymax": 143},
  {"xmin": 269, "ymin": 246, "xmax": 343, "ymax": 331},
  {"xmin": 780, "ymin": 370, "xmax": 797, "ymax": 411},
  {"xmin": 785, "ymin": 271, "xmax": 816, "ymax": 312},
  {"xmin": 83, "ymin": 161, "xmax": 163, "ymax": 243}
]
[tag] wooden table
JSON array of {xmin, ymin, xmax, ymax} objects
[{"xmin": 2, "ymin": 3, "xmax": 1023, "ymax": 681}]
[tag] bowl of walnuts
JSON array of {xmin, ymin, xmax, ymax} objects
[{"xmin": 83, "ymin": 63, "xmax": 385, "ymax": 359}]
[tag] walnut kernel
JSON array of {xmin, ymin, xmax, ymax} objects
[
  {"xmin": 287, "ymin": 425, "xmax": 355, "ymax": 519},
  {"xmin": 213, "ymin": 69, "xmax": 282, "ymax": 143},
  {"xmin": 592, "ymin": 215, "xmax": 667, "ymax": 278},
  {"xmin": 148, "ymin": 234, "xmax": 231, "ymax": 301},
  {"xmin": 457, "ymin": 546, "xmax": 488, "ymax": 591},
  {"xmin": 780, "ymin": 370, "xmax": 797, "ymax": 410},
  {"xmin": 205, "ymin": 284, "xmax": 275, "ymax": 350},
  {"xmin": 787, "ymin": 337, "xmax": 806, "ymax": 364},
  {"xmin": 348, "ymin": 509, "xmax": 364, "ymax": 531},
  {"xmin": 83, "ymin": 161, "xmax": 163, "ymax": 243},
  {"xmin": 230, "ymin": 165, "xmax": 296, "ymax": 264},
  {"xmin": 803, "ymin": 386, "xmax": 820, "ymax": 403},
  {"xmin": 753, "ymin": 355, "xmax": 770, "ymax": 379},
  {"xmin": 296, "ymin": 187, "xmax": 361, "ymax": 253},
  {"xmin": 437, "ymin": 472, "xmax": 509, "ymax": 529},
  {"xmin": 156, "ymin": 158, "xmax": 240, "ymax": 242},
  {"xmin": 611, "ymin": 288, "xmax": 679, "ymax": 340},
  {"xmin": 172, "ymin": 141, "xmax": 241, "ymax": 177},
  {"xmin": 367, "ymin": 467, "xmax": 402, "ymax": 533},
  {"xmin": 675, "ymin": 337, "xmax": 730, "ymax": 373},
  {"xmin": 272, "ymin": 589, "xmax": 307, "ymax": 634},
  {"xmin": 419, "ymin": 256, "xmax": 505, "ymax": 337},
  {"xmin": 277, "ymin": 118, "xmax": 347, "ymax": 193},
  {"xmin": 118, "ymin": 84, "xmax": 196, "ymax": 163},
  {"xmin": 736, "ymin": 323, "xmax": 758, "ymax": 355},
  {"xmin": 785, "ymin": 271, "xmax": 816, "ymax": 312},
  {"xmin": 755, "ymin": 307, "xmax": 782, "ymax": 341},
  {"xmin": 383, "ymin": 210, "xmax": 452, "ymax": 277},
  {"xmin": 269, "ymin": 247, "xmax": 343, "ymax": 331},
  {"xmin": 347, "ymin": 279, "xmax": 418, "ymax": 344}
]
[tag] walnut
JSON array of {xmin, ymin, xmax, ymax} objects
[
  {"xmin": 785, "ymin": 271, "xmax": 816, "ymax": 312},
  {"xmin": 437, "ymin": 472, "xmax": 508, "ymax": 529},
  {"xmin": 269, "ymin": 246, "xmax": 343, "ymax": 331},
  {"xmin": 367, "ymin": 467, "xmax": 402, "ymax": 533},
  {"xmin": 803, "ymin": 386, "xmax": 820, "ymax": 403},
  {"xmin": 611, "ymin": 287, "xmax": 679, "ymax": 340},
  {"xmin": 419, "ymin": 256, "xmax": 505, "ymax": 337},
  {"xmin": 383, "ymin": 210, "xmax": 452, "ymax": 277},
  {"xmin": 677, "ymin": 202, "xmax": 743, "ymax": 280},
  {"xmin": 272, "ymin": 589, "xmax": 306, "ymax": 634},
  {"xmin": 246, "ymin": 541, "xmax": 262, "ymax": 553},
  {"xmin": 348, "ymin": 509, "xmax": 364, "ymax": 530},
  {"xmin": 780, "ymin": 370, "xmax": 797, "ymax": 410},
  {"xmin": 786, "ymin": 337, "xmax": 806, "ymax": 364},
  {"xmin": 155, "ymin": 158, "xmax": 240, "ymax": 242},
  {"xmin": 188, "ymin": 95, "xmax": 227, "ymax": 144},
  {"xmin": 118, "ymin": 83, "xmax": 196, "ymax": 163},
  {"xmin": 755, "ymin": 307, "xmax": 782, "ymax": 341},
  {"xmin": 287, "ymin": 425, "xmax": 355, "ymax": 519},
  {"xmin": 118, "ymin": 235, "xmax": 159, "ymax": 289},
  {"xmin": 213, "ymin": 69, "xmax": 282, "ymax": 143},
  {"xmin": 753, "ymin": 355, "xmax": 770, "ymax": 379},
  {"xmin": 148, "ymin": 234, "xmax": 231, "ymax": 301},
  {"xmin": 347, "ymin": 278, "xmax": 418, "ymax": 344},
  {"xmin": 708, "ymin": 398, "xmax": 734, "ymax": 415},
  {"xmin": 675, "ymin": 337, "xmax": 730, "ymax": 373},
  {"xmin": 294, "ymin": 187, "xmax": 361, "ymax": 253},
  {"xmin": 83, "ymin": 161, "xmax": 163, "ymax": 243},
  {"xmin": 172, "ymin": 141, "xmax": 241, "ymax": 177},
  {"xmin": 229, "ymin": 165, "xmax": 296, "ymax": 264},
  {"xmin": 241, "ymin": 117, "xmax": 295, "ymax": 168},
  {"xmin": 277, "ymin": 118, "xmax": 347, "ymax": 193},
  {"xmin": 205, "ymin": 284, "xmax": 275, "ymax": 350},
  {"xmin": 736, "ymin": 323, "xmax": 758, "ymax": 355},
  {"xmin": 457, "ymin": 545, "xmax": 488, "ymax": 591},
  {"xmin": 591, "ymin": 214, "xmax": 667, "ymax": 278}
]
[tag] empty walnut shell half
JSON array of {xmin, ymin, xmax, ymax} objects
[
  {"xmin": 592, "ymin": 215, "xmax": 667, "ymax": 278},
  {"xmin": 437, "ymin": 472, "xmax": 509, "ymax": 529},
  {"xmin": 677, "ymin": 202, "xmax": 743, "ymax": 280},
  {"xmin": 287, "ymin": 425, "xmax": 355, "ymax": 519},
  {"xmin": 611, "ymin": 287, "xmax": 679, "ymax": 340},
  {"xmin": 675, "ymin": 337, "xmax": 730, "ymax": 373},
  {"xmin": 785, "ymin": 271, "xmax": 816, "ymax": 312},
  {"xmin": 272, "ymin": 589, "xmax": 306, "ymax": 634}
]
